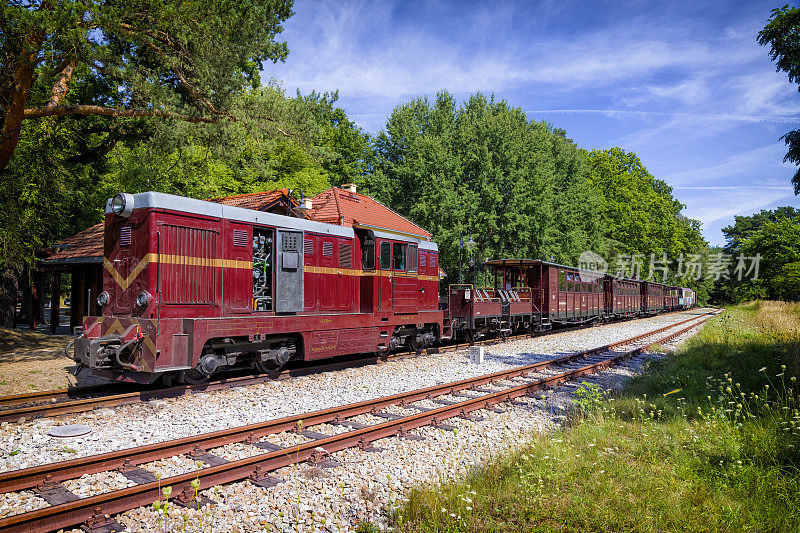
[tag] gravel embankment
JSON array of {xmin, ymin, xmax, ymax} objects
[{"xmin": 0, "ymin": 309, "xmax": 714, "ymax": 531}]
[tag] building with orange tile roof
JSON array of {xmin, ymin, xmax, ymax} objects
[{"xmin": 309, "ymin": 184, "xmax": 431, "ymax": 240}]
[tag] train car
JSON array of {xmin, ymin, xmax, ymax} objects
[
  {"xmin": 448, "ymin": 260, "xmax": 604, "ymax": 337},
  {"xmin": 679, "ymin": 287, "xmax": 696, "ymax": 309},
  {"xmin": 664, "ymin": 286, "xmax": 681, "ymax": 311},
  {"xmin": 72, "ymin": 191, "xmax": 444, "ymax": 384},
  {"xmin": 641, "ymin": 281, "xmax": 666, "ymax": 315},
  {"xmin": 605, "ymin": 275, "xmax": 641, "ymax": 318}
]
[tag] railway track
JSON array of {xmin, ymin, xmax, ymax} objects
[
  {"xmin": 0, "ymin": 309, "xmax": 720, "ymax": 533},
  {"xmin": 0, "ymin": 309, "xmax": 696, "ymax": 423}
]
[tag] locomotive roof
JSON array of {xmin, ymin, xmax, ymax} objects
[{"xmin": 107, "ymin": 192, "xmax": 439, "ymax": 251}]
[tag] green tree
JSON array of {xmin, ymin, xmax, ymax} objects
[
  {"xmin": 368, "ymin": 91, "xmax": 603, "ymax": 286},
  {"xmin": 0, "ymin": 0, "xmax": 294, "ymax": 171},
  {"xmin": 741, "ymin": 217, "xmax": 800, "ymax": 299},
  {"xmin": 772, "ymin": 261, "xmax": 800, "ymax": 300},
  {"xmin": 585, "ymin": 148, "xmax": 706, "ymax": 280},
  {"xmin": 711, "ymin": 207, "xmax": 800, "ymax": 303},
  {"xmin": 758, "ymin": 4, "xmax": 800, "ymax": 193}
]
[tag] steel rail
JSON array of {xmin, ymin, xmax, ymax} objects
[
  {"xmin": 0, "ymin": 310, "xmax": 718, "ymax": 533},
  {"xmin": 0, "ymin": 311, "xmax": 717, "ymax": 495},
  {"xmin": 0, "ymin": 308, "xmax": 695, "ymax": 418}
]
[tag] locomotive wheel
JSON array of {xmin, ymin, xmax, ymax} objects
[
  {"xmin": 181, "ymin": 369, "xmax": 210, "ymax": 385},
  {"xmin": 408, "ymin": 334, "xmax": 423, "ymax": 353},
  {"xmin": 256, "ymin": 359, "xmax": 285, "ymax": 374}
]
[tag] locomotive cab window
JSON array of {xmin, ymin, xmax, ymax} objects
[
  {"xmin": 361, "ymin": 236, "xmax": 375, "ymax": 270},
  {"xmin": 559, "ymin": 271, "xmax": 566, "ymax": 291},
  {"xmin": 380, "ymin": 242, "xmax": 391, "ymax": 270},
  {"xmin": 407, "ymin": 245, "xmax": 418, "ymax": 273},
  {"xmin": 393, "ymin": 243, "xmax": 406, "ymax": 271}
]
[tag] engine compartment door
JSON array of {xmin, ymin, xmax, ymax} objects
[{"xmin": 276, "ymin": 229, "xmax": 304, "ymax": 313}]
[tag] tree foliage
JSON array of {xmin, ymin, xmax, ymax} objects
[
  {"xmin": 758, "ymin": 3, "xmax": 800, "ymax": 193},
  {"xmin": 0, "ymin": 0, "xmax": 295, "ymax": 171},
  {"xmin": 585, "ymin": 148, "xmax": 705, "ymax": 261},
  {"xmin": 711, "ymin": 207, "xmax": 800, "ymax": 302},
  {"xmin": 365, "ymin": 91, "xmax": 604, "ymax": 284}
]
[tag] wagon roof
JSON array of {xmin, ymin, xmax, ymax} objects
[{"xmin": 484, "ymin": 258, "xmax": 606, "ymax": 274}]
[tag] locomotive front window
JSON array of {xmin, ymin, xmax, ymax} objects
[
  {"xmin": 393, "ymin": 243, "xmax": 406, "ymax": 271},
  {"xmin": 380, "ymin": 242, "xmax": 391, "ymax": 270},
  {"xmin": 362, "ymin": 238, "xmax": 375, "ymax": 270}
]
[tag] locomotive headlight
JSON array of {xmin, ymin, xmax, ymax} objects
[
  {"xmin": 97, "ymin": 291, "xmax": 110, "ymax": 307},
  {"xmin": 136, "ymin": 291, "xmax": 151, "ymax": 308},
  {"xmin": 110, "ymin": 193, "xmax": 134, "ymax": 217}
]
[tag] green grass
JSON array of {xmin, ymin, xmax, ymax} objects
[{"xmin": 394, "ymin": 302, "xmax": 800, "ymax": 532}]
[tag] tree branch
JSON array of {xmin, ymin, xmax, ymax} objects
[
  {"xmin": 44, "ymin": 59, "xmax": 76, "ymax": 108},
  {"xmin": 22, "ymin": 105, "xmax": 215, "ymax": 122}
]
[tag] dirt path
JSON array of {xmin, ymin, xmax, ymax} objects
[{"xmin": 0, "ymin": 328, "xmax": 108, "ymax": 395}]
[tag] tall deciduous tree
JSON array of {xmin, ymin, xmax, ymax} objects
[
  {"xmin": 758, "ymin": 4, "xmax": 800, "ymax": 193},
  {"xmin": 0, "ymin": 0, "xmax": 294, "ymax": 172},
  {"xmin": 367, "ymin": 91, "xmax": 603, "ymax": 286},
  {"xmin": 585, "ymin": 148, "xmax": 706, "ymax": 277}
]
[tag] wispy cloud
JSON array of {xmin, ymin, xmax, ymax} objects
[{"xmin": 526, "ymin": 109, "xmax": 800, "ymax": 124}]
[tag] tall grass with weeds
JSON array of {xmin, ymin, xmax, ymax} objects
[{"xmin": 395, "ymin": 302, "xmax": 800, "ymax": 532}]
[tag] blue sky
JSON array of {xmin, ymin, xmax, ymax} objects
[{"xmin": 267, "ymin": 0, "xmax": 800, "ymax": 246}]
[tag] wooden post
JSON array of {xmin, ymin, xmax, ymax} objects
[
  {"xmin": 30, "ymin": 268, "xmax": 42, "ymax": 330},
  {"xmin": 70, "ymin": 267, "xmax": 85, "ymax": 331},
  {"xmin": 50, "ymin": 272, "xmax": 61, "ymax": 334}
]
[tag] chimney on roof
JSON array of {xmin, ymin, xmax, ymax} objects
[{"xmin": 342, "ymin": 183, "xmax": 357, "ymax": 193}]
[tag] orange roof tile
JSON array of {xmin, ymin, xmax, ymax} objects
[
  {"xmin": 206, "ymin": 189, "xmax": 291, "ymax": 211},
  {"xmin": 309, "ymin": 187, "xmax": 432, "ymax": 239},
  {"xmin": 44, "ymin": 223, "xmax": 104, "ymax": 263}
]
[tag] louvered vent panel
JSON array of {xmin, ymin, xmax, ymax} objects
[
  {"xmin": 162, "ymin": 224, "xmax": 217, "ymax": 305},
  {"xmin": 232, "ymin": 229, "xmax": 248, "ymax": 247},
  {"xmin": 420, "ymin": 254, "xmax": 426, "ymax": 267},
  {"xmin": 322, "ymin": 241, "xmax": 334, "ymax": 257},
  {"xmin": 339, "ymin": 243, "xmax": 352, "ymax": 268},
  {"xmin": 304, "ymin": 239, "xmax": 314, "ymax": 255},
  {"xmin": 120, "ymin": 226, "xmax": 132, "ymax": 247}
]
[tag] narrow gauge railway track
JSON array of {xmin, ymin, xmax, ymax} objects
[
  {"xmin": 0, "ymin": 309, "xmax": 695, "ymax": 423},
  {"xmin": 0, "ymin": 310, "xmax": 720, "ymax": 533}
]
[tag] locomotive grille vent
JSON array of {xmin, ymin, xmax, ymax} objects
[
  {"xmin": 420, "ymin": 255, "xmax": 426, "ymax": 267},
  {"xmin": 282, "ymin": 233, "xmax": 299, "ymax": 252},
  {"xmin": 232, "ymin": 229, "xmax": 248, "ymax": 248},
  {"xmin": 322, "ymin": 241, "xmax": 333, "ymax": 257},
  {"xmin": 304, "ymin": 239, "xmax": 314, "ymax": 255},
  {"xmin": 339, "ymin": 243, "xmax": 352, "ymax": 268},
  {"xmin": 430, "ymin": 256, "xmax": 436, "ymax": 267},
  {"xmin": 120, "ymin": 226, "xmax": 131, "ymax": 246}
]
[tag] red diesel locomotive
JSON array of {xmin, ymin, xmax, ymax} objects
[
  {"xmin": 72, "ymin": 190, "xmax": 696, "ymax": 384},
  {"xmin": 73, "ymin": 192, "xmax": 444, "ymax": 384}
]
